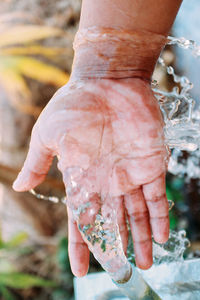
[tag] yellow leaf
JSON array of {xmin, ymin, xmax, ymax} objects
[
  {"xmin": 0, "ymin": 68, "xmax": 31, "ymax": 99},
  {"xmin": 0, "ymin": 45, "xmax": 68, "ymax": 58},
  {"xmin": 0, "ymin": 55, "xmax": 69, "ymax": 86},
  {"xmin": 0, "ymin": 71, "xmax": 41, "ymax": 117},
  {"xmin": 17, "ymin": 57, "xmax": 69, "ymax": 86},
  {"xmin": 0, "ymin": 25, "xmax": 63, "ymax": 47}
]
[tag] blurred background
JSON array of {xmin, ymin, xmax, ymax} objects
[{"xmin": 0, "ymin": 0, "xmax": 199, "ymax": 299}]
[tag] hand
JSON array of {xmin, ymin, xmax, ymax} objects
[{"xmin": 13, "ymin": 77, "xmax": 169, "ymax": 277}]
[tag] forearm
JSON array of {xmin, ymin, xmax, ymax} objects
[
  {"xmin": 80, "ymin": 0, "xmax": 182, "ymax": 35},
  {"xmin": 71, "ymin": 0, "xmax": 183, "ymax": 81}
]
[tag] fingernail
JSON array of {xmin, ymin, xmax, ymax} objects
[{"xmin": 12, "ymin": 172, "xmax": 24, "ymax": 191}]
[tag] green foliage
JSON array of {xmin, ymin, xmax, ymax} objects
[
  {"xmin": 52, "ymin": 289, "xmax": 72, "ymax": 300},
  {"xmin": 0, "ymin": 285, "xmax": 17, "ymax": 300},
  {"xmin": 55, "ymin": 237, "xmax": 74, "ymax": 299},
  {"xmin": 166, "ymin": 176, "xmax": 185, "ymax": 230},
  {"xmin": 0, "ymin": 273, "xmax": 56, "ymax": 289},
  {"xmin": 57, "ymin": 237, "xmax": 71, "ymax": 273},
  {"xmin": 167, "ymin": 177, "xmax": 184, "ymax": 202},
  {"xmin": 0, "ymin": 232, "xmax": 28, "ymax": 250},
  {"xmin": 0, "ymin": 232, "xmax": 57, "ymax": 300}
]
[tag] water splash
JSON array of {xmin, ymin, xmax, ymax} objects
[
  {"xmin": 127, "ymin": 229, "xmax": 190, "ymax": 267},
  {"xmin": 163, "ymin": 37, "xmax": 200, "ymax": 180},
  {"xmin": 64, "ymin": 168, "xmax": 132, "ymax": 283},
  {"xmin": 168, "ymin": 199, "xmax": 175, "ymax": 211},
  {"xmin": 168, "ymin": 148, "xmax": 200, "ymax": 179},
  {"xmin": 28, "ymin": 36, "xmax": 200, "ymax": 289},
  {"xmin": 168, "ymin": 36, "xmax": 200, "ymax": 57},
  {"xmin": 29, "ymin": 188, "xmax": 66, "ymax": 204},
  {"xmin": 153, "ymin": 36, "xmax": 200, "ymax": 180},
  {"xmin": 153, "ymin": 230, "xmax": 190, "ymax": 264},
  {"xmin": 153, "ymin": 59, "xmax": 199, "ymax": 152},
  {"xmin": 127, "ymin": 200, "xmax": 191, "ymax": 267}
]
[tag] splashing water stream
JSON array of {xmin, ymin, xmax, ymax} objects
[{"xmin": 30, "ymin": 35, "xmax": 200, "ymax": 298}]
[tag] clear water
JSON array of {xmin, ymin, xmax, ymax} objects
[
  {"xmin": 29, "ymin": 35, "xmax": 200, "ymax": 297},
  {"xmin": 127, "ymin": 198, "xmax": 190, "ymax": 267},
  {"xmin": 155, "ymin": 36, "xmax": 200, "ymax": 180},
  {"xmin": 127, "ymin": 229, "xmax": 190, "ymax": 266},
  {"xmin": 65, "ymin": 168, "xmax": 132, "ymax": 283},
  {"xmin": 154, "ymin": 42, "xmax": 199, "ymax": 152}
]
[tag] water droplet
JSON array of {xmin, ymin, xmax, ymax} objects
[{"xmin": 168, "ymin": 199, "xmax": 174, "ymax": 211}]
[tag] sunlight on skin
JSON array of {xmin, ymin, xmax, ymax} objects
[
  {"xmin": 13, "ymin": 77, "xmax": 169, "ymax": 276},
  {"xmin": 11, "ymin": 0, "xmax": 183, "ymax": 280}
]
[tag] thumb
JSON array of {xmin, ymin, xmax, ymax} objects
[{"xmin": 13, "ymin": 127, "xmax": 53, "ymax": 192}]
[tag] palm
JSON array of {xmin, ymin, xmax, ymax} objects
[
  {"xmin": 39, "ymin": 78, "xmax": 166, "ymax": 191},
  {"xmin": 14, "ymin": 78, "xmax": 169, "ymax": 277}
]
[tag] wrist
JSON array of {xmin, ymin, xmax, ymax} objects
[{"xmin": 71, "ymin": 27, "xmax": 167, "ymax": 81}]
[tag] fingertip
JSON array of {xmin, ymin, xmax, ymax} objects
[
  {"xmin": 72, "ymin": 268, "xmax": 88, "ymax": 278},
  {"xmin": 154, "ymin": 236, "xmax": 169, "ymax": 244},
  {"xmin": 134, "ymin": 240, "xmax": 153, "ymax": 270},
  {"xmin": 12, "ymin": 171, "xmax": 46, "ymax": 192},
  {"xmin": 12, "ymin": 171, "xmax": 27, "ymax": 192},
  {"xmin": 151, "ymin": 217, "xmax": 170, "ymax": 244},
  {"xmin": 69, "ymin": 244, "xmax": 89, "ymax": 277},
  {"xmin": 136, "ymin": 260, "xmax": 153, "ymax": 270},
  {"xmin": 153, "ymin": 230, "xmax": 169, "ymax": 244},
  {"xmin": 12, "ymin": 179, "xmax": 23, "ymax": 192}
]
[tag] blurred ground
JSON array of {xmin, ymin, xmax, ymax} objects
[{"xmin": 0, "ymin": 0, "xmax": 81, "ymax": 241}]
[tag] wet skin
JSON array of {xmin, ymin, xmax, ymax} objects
[{"xmin": 13, "ymin": 77, "xmax": 169, "ymax": 276}]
